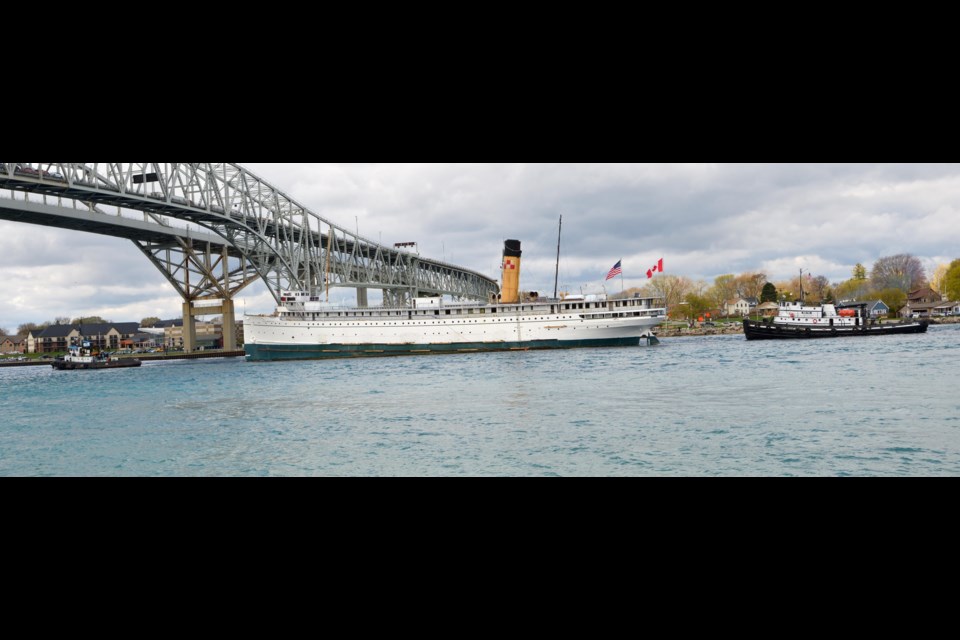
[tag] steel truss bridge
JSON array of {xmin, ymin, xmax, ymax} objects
[{"xmin": 1, "ymin": 163, "xmax": 499, "ymax": 351}]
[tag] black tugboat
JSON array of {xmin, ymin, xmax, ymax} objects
[
  {"xmin": 52, "ymin": 341, "xmax": 142, "ymax": 370},
  {"xmin": 743, "ymin": 302, "xmax": 928, "ymax": 340},
  {"xmin": 744, "ymin": 273, "xmax": 927, "ymax": 340}
]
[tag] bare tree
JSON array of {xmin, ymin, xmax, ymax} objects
[
  {"xmin": 647, "ymin": 274, "xmax": 692, "ymax": 311},
  {"xmin": 737, "ymin": 273, "xmax": 767, "ymax": 300},
  {"xmin": 810, "ymin": 275, "xmax": 830, "ymax": 301},
  {"xmin": 18, "ymin": 322, "xmax": 47, "ymax": 335},
  {"xmin": 689, "ymin": 280, "xmax": 709, "ymax": 297},
  {"xmin": 871, "ymin": 254, "xmax": 927, "ymax": 292}
]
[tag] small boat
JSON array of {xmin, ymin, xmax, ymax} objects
[
  {"xmin": 52, "ymin": 341, "xmax": 142, "ymax": 370},
  {"xmin": 743, "ymin": 301, "xmax": 928, "ymax": 340}
]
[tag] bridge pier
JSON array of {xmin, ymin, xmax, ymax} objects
[
  {"xmin": 221, "ymin": 299, "xmax": 236, "ymax": 350},
  {"xmin": 181, "ymin": 298, "xmax": 236, "ymax": 353},
  {"xmin": 182, "ymin": 302, "xmax": 198, "ymax": 353}
]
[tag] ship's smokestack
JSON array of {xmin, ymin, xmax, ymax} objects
[{"xmin": 501, "ymin": 239, "xmax": 522, "ymax": 304}]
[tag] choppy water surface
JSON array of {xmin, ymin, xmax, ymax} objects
[{"xmin": 2, "ymin": 324, "xmax": 958, "ymax": 476}]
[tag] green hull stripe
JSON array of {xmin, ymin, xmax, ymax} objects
[{"xmin": 246, "ymin": 338, "xmax": 642, "ymax": 361}]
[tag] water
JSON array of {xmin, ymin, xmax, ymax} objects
[{"xmin": 2, "ymin": 325, "xmax": 959, "ymax": 476}]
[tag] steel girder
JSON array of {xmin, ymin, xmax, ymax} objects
[
  {"xmin": 0, "ymin": 189, "xmax": 259, "ymax": 303},
  {"xmin": 133, "ymin": 237, "xmax": 259, "ymax": 302},
  {"xmin": 0, "ymin": 163, "xmax": 499, "ymax": 304}
]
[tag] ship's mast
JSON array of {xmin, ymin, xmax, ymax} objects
[
  {"xmin": 799, "ymin": 268, "xmax": 805, "ymax": 303},
  {"xmin": 553, "ymin": 215, "xmax": 563, "ymax": 300}
]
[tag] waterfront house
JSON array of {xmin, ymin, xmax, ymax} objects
[
  {"xmin": 902, "ymin": 300, "xmax": 960, "ymax": 318},
  {"xmin": 725, "ymin": 297, "xmax": 758, "ymax": 317},
  {"xmin": 865, "ymin": 300, "xmax": 890, "ymax": 318},
  {"xmin": 1, "ymin": 336, "xmax": 25, "ymax": 354},
  {"xmin": 33, "ymin": 325, "xmax": 81, "ymax": 354},
  {"xmin": 908, "ymin": 287, "xmax": 941, "ymax": 305},
  {"xmin": 29, "ymin": 322, "xmax": 141, "ymax": 353},
  {"xmin": 756, "ymin": 301, "xmax": 779, "ymax": 317}
]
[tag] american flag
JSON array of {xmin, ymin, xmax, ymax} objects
[{"xmin": 605, "ymin": 260, "xmax": 622, "ymax": 281}]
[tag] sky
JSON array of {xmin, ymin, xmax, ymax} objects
[{"xmin": 2, "ymin": 162, "xmax": 959, "ymax": 332}]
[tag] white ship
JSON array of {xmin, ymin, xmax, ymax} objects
[{"xmin": 244, "ymin": 240, "xmax": 667, "ymax": 361}]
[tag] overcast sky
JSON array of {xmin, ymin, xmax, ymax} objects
[{"xmin": 2, "ymin": 163, "xmax": 958, "ymax": 332}]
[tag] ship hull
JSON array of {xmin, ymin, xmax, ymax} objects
[
  {"xmin": 244, "ymin": 311, "xmax": 663, "ymax": 362},
  {"xmin": 743, "ymin": 319, "xmax": 929, "ymax": 340},
  {"xmin": 245, "ymin": 337, "xmax": 648, "ymax": 361}
]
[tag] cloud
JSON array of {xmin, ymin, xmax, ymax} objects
[{"xmin": 3, "ymin": 163, "xmax": 960, "ymax": 331}]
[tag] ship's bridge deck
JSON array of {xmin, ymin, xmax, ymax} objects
[{"xmin": 273, "ymin": 295, "xmax": 666, "ymax": 320}]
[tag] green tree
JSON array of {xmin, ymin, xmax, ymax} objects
[
  {"xmin": 853, "ymin": 263, "xmax": 867, "ymax": 281},
  {"xmin": 944, "ymin": 259, "xmax": 960, "ymax": 301},
  {"xmin": 876, "ymin": 288, "xmax": 907, "ymax": 315},
  {"xmin": 140, "ymin": 317, "xmax": 161, "ymax": 328},
  {"xmin": 72, "ymin": 316, "xmax": 111, "ymax": 325},
  {"xmin": 930, "ymin": 263, "xmax": 950, "ymax": 295},
  {"xmin": 684, "ymin": 293, "xmax": 713, "ymax": 321},
  {"xmin": 833, "ymin": 278, "xmax": 864, "ymax": 303},
  {"xmin": 713, "ymin": 274, "xmax": 737, "ymax": 304},
  {"xmin": 760, "ymin": 282, "xmax": 778, "ymax": 303}
]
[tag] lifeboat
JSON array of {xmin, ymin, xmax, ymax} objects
[{"xmin": 838, "ymin": 309, "xmax": 857, "ymax": 318}]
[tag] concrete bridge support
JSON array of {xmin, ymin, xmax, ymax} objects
[
  {"xmin": 182, "ymin": 302, "xmax": 198, "ymax": 354},
  {"xmin": 181, "ymin": 298, "xmax": 236, "ymax": 353}
]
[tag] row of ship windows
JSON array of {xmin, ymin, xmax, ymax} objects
[
  {"xmin": 278, "ymin": 325, "xmax": 624, "ymax": 341},
  {"xmin": 279, "ymin": 327, "xmax": 627, "ymax": 338},
  {"xmin": 290, "ymin": 312, "xmax": 646, "ymax": 326},
  {"xmin": 292, "ymin": 302, "xmax": 654, "ymax": 319},
  {"xmin": 294, "ymin": 317, "xmax": 581, "ymax": 326}
]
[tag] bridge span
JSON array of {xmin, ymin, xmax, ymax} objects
[{"xmin": 1, "ymin": 163, "xmax": 500, "ymax": 351}]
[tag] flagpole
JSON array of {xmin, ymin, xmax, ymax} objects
[{"xmin": 620, "ymin": 259, "xmax": 624, "ymax": 294}]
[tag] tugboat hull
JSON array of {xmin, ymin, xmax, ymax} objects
[
  {"xmin": 743, "ymin": 319, "xmax": 929, "ymax": 340},
  {"xmin": 52, "ymin": 359, "xmax": 141, "ymax": 370}
]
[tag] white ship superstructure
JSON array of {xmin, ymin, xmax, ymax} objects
[{"xmin": 244, "ymin": 240, "xmax": 667, "ymax": 361}]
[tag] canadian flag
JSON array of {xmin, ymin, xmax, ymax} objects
[{"xmin": 647, "ymin": 258, "xmax": 664, "ymax": 279}]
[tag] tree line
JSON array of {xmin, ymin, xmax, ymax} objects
[
  {"xmin": 1, "ymin": 316, "xmax": 164, "ymax": 338},
  {"xmin": 632, "ymin": 254, "xmax": 960, "ymax": 319}
]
